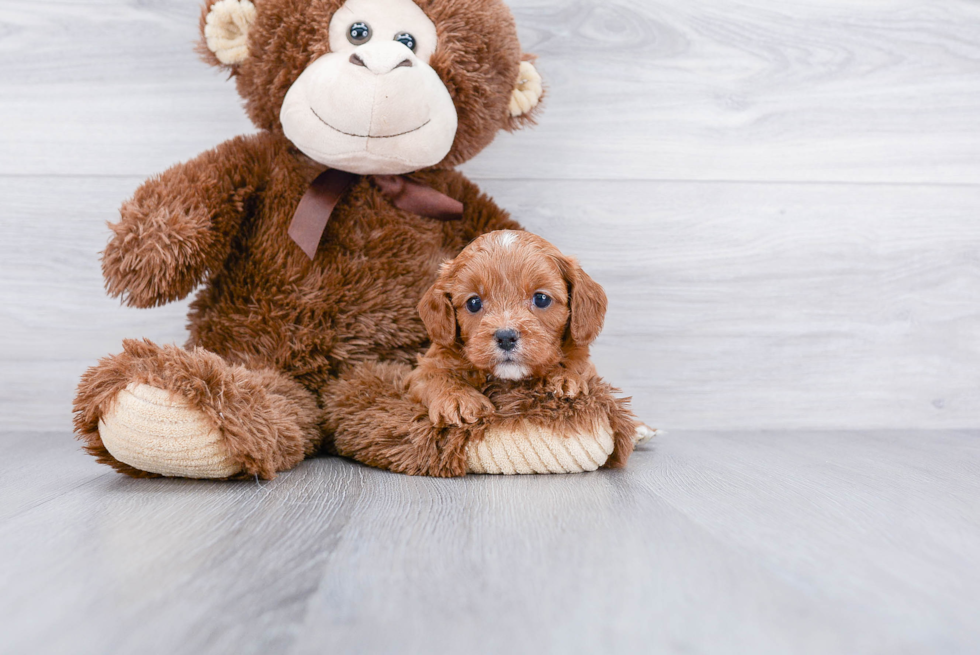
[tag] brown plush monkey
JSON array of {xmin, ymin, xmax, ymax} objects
[{"xmin": 74, "ymin": 0, "xmax": 641, "ymax": 479}]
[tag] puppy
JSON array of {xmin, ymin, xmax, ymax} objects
[{"xmin": 406, "ymin": 230, "xmax": 607, "ymax": 427}]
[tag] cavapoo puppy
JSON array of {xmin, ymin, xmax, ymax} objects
[{"xmin": 406, "ymin": 230, "xmax": 608, "ymax": 427}]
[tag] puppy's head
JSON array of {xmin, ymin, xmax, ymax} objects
[{"xmin": 418, "ymin": 230, "xmax": 607, "ymax": 380}]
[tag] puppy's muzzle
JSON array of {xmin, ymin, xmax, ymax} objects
[{"xmin": 494, "ymin": 329, "xmax": 519, "ymax": 353}]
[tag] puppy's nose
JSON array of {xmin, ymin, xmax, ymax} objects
[{"xmin": 494, "ymin": 329, "xmax": 520, "ymax": 352}]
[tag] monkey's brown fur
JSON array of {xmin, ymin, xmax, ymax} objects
[
  {"xmin": 74, "ymin": 0, "xmax": 635, "ymax": 479},
  {"xmin": 75, "ymin": 338, "xmax": 320, "ymax": 479}
]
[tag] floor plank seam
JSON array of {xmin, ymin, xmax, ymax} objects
[{"xmin": 0, "ymin": 472, "xmax": 112, "ymax": 526}]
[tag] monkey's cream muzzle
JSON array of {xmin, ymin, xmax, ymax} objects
[
  {"xmin": 279, "ymin": 0, "xmax": 458, "ymax": 175},
  {"xmin": 281, "ymin": 46, "xmax": 457, "ymax": 174}
]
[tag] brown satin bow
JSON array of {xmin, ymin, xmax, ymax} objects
[{"xmin": 287, "ymin": 170, "xmax": 464, "ymax": 259}]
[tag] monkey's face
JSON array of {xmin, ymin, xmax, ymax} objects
[
  {"xmin": 200, "ymin": 0, "xmax": 544, "ymax": 172},
  {"xmin": 279, "ymin": 0, "xmax": 458, "ymax": 174}
]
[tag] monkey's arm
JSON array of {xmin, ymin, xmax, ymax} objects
[{"xmin": 102, "ymin": 133, "xmax": 274, "ymax": 308}]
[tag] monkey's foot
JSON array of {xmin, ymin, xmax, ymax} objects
[
  {"xmin": 466, "ymin": 418, "xmax": 615, "ymax": 475},
  {"xmin": 99, "ymin": 383, "xmax": 240, "ymax": 479},
  {"xmin": 74, "ymin": 339, "xmax": 321, "ymax": 480}
]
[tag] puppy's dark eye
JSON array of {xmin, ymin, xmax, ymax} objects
[
  {"xmin": 348, "ymin": 22, "xmax": 372, "ymax": 45},
  {"xmin": 466, "ymin": 296, "xmax": 483, "ymax": 313},
  {"xmin": 533, "ymin": 293, "xmax": 552, "ymax": 309},
  {"xmin": 394, "ymin": 32, "xmax": 416, "ymax": 52}
]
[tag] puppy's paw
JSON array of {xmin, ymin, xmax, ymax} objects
[
  {"xmin": 547, "ymin": 370, "xmax": 590, "ymax": 398},
  {"xmin": 428, "ymin": 390, "xmax": 495, "ymax": 427}
]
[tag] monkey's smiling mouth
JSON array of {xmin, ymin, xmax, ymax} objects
[{"xmin": 311, "ymin": 108, "xmax": 430, "ymax": 139}]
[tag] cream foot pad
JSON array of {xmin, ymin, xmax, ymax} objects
[
  {"xmin": 466, "ymin": 419, "xmax": 616, "ymax": 474},
  {"xmin": 99, "ymin": 383, "xmax": 241, "ymax": 479}
]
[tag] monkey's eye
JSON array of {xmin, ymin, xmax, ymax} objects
[
  {"xmin": 348, "ymin": 22, "xmax": 372, "ymax": 45},
  {"xmin": 393, "ymin": 32, "xmax": 417, "ymax": 52},
  {"xmin": 466, "ymin": 296, "xmax": 483, "ymax": 314},
  {"xmin": 533, "ymin": 293, "xmax": 552, "ymax": 309}
]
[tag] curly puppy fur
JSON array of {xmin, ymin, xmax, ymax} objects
[
  {"xmin": 405, "ymin": 231, "xmax": 609, "ymax": 425},
  {"xmin": 392, "ymin": 230, "xmax": 636, "ymax": 473}
]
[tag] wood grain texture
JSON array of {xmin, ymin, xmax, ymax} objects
[
  {"xmin": 484, "ymin": 179, "xmax": 980, "ymax": 430},
  {"xmin": 3, "ymin": 176, "xmax": 977, "ymax": 430},
  {"xmin": 1, "ymin": 429, "xmax": 978, "ymax": 654},
  {"xmin": 1, "ymin": 0, "xmax": 979, "ymax": 181}
]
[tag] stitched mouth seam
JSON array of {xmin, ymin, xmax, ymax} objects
[{"xmin": 310, "ymin": 107, "xmax": 430, "ymax": 139}]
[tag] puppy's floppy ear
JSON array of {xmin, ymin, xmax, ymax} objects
[
  {"xmin": 418, "ymin": 263, "xmax": 457, "ymax": 347},
  {"xmin": 563, "ymin": 257, "xmax": 607, "ymax": 347},
  {"xmin": 199, "ymin": 0, "xmax": 257, "ymax": 67}
]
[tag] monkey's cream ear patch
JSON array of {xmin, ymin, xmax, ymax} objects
[
  {"xmin": 509, "ymin": 60, "xmax": 543, "ymax": 117},
  {"xmin": 205, "ymin": 0, "xmax": 257, "ymax": 65}
]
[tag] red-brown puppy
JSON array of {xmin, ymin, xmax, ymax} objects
[{"xmin": 406, "ymin": 230, "xmax": 607, "ymax": 427}]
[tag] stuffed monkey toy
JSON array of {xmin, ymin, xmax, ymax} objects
[{"xmin": 74, "ymin": 0, "xmax": 641, "ymax": 479}]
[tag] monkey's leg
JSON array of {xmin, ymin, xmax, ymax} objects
[
  {"xmin": 321, "ymin": 362, "xmax": 642, "ymax": 477},
  {"xmin": 320, "ymin": 361, "xmax": 473, "ymax": 478},
  {"xmin": 74, "ymin": 339, "xmax": 320, "ymax": 480}
]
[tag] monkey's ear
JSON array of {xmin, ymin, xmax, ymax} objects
[
  {"xmin": 507, "ymin": 58, "xmax": 544, "ymax": 128},
  {"xmin": 418, "ymin": 264, "xmax": 458, "ymax": 348},
  {"xmin": 201, "ymin": 0, "xmax": 257, "ymax": 67},
  {"xmin": 563, "ymin": 258, "xmax": 607, "ymax": 347}
]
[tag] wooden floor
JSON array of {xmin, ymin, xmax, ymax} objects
[
  {"xmin": 2, "ymin": 0, "xmax": 980, "ymax": 652},
  {"xmin": 2, "ymin": 429, "xmax": 979, "ymax": 654}
]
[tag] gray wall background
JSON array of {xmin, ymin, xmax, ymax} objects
[{"xmin": 1, "ymin": 0, "xmax": 978, "ymax": 431}]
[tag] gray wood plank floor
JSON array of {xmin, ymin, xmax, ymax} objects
[{"xmin": 2, "ymin": 429, "xmax": 979, "ymax": 655}]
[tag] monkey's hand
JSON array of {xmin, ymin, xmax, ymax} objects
[
  {"xmin": 427, "ymin": 388, "xmax": 495, "ymax": 427},
  {"xmin": 103, "ymin": 193, "xmax": 218, "ymax": 308},
  {"xmin": 101, "ymin": 135, "xmax": 270, "ymax": 308}
]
